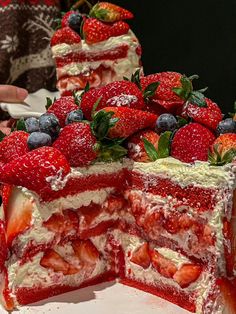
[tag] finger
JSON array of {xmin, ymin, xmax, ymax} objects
[{"xmin": 0, "ymin": 85, "xmax": 28, "ymax": 102}]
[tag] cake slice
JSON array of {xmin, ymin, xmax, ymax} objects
[{"xmin": 51, "ymin": 2, "xmax": 142, "ymax": 95}]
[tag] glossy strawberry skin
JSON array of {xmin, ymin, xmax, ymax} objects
[
  {"xmin": 128, "ymin": 129, "xmax": 160, "ymax": 162},
  {"xmin": 83, "ymin": 18, "xmax": 129, "ymax": 44},
  {"xmin": 0, "ymin": 131, "xmax": 29, "ymax": 164},
  {"xmin": 53, "ymin": 123, "xmax": 98, "ymax": 167},
  {"xmin": 90, "ymin": 2, "xmax": 133, "ymax": 22},
  {"xmin": 0, "ymin": 147, "xmax": 70, "ymax": 199},
  {"xmin": 47, "ymin": 96, "xmax": 78, "ymax": 127},
  {"xmin": 182, "ymin": 98, "xmax": 222, "ymax": 130},
  {"xmin": 102, "ymin": 107, "xmax": 157, "ymax": 138},
  {"xmin": 141, "ymin": 72, "xmax": 185, "ymax": 112},
  {"xmin": 51, "ymin": 26, "xmax": 81, "ymax": 46},
  {"xmin": 171, "ymin": 123, "xmax": 216, "ymax": 163},
  {"xmin": 80, "ymin": 81, "xmax": 145, "ymax": 120},
  {"xmin": 212, "ymin": 133, "xmax": 236, "ymax": 155}
]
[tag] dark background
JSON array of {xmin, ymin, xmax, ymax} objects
[{"xmin": 112, "ymin": 0, "xmax": 236, "ymax": 113}]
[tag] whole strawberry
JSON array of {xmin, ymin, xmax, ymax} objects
[
  {"xmin": 128, "ymin": 129, "xmax": 160, "ymax": 162},
  {"xmin": 0, "ymin": 131, "xmax": 29, "ymax": 164},
  {"xmin": 213, "ymin": 133, "xmax": 236, "ymax": 154},
  {"xmin": 89, "ymin": 2, "xmax": 133, "ymax": 22},
  {"xmin": 171, "ymin": 123, "xmax": 216, "ymax": 163},
  {"xmin": 83, "ymin": 18, "xmax": 129, "ymax": 44},
  {"xmin": 0, "ymin": 147, "xmax": 70, "ymax": 198},
  {"xmin": 182, "ymin": 98, "xmax": 222, "ymax": 130},
  {"xmin": 101, "ymin": 107, "xmax": 157, "ymax": 138},
  {"xmin": 80, "ymin": 80, "xmax": 145, "ymax": 120},
  {"xmin": 51, "ymin": 26, "xmax": 81, "ymax": 46},
  {"xmin": 208, "ymin": 133, "xmax": 236, "ymax": 165},
  {"xmin": 47, "ymin": 96, "xmax": 79, "ymax": 127},
  {"xmin": 53, "ymin": 123, "xmax": 98, "ymax": 167}
]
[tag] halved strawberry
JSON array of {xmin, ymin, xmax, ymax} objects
[
  {"xmin": 217, "ymin": 278, "xmax": 236, "ymax": 313},
  {"xmin": 40, "ymin": 249, "xmax": 78, "ymax": 275},
  {"xmin": 80, "ymin": 80, "xmax": 145, "ymax": 120},
  {"xmin": 0, "ymin": 220, "xmax": 7, "ymax": 268},
  {"xmin": 173, "ymin": 264, "xmax": 202, "ymax": 288},
  {"xmin": 130, "ymin": 242, "xmax": 151, "ymax": 269},
  {"xmin": 47, "ymin": 96, "xmax": 79, "ymax": 127},
  {"xmin": 51, "ymin": 26, "xmax": 81, "ymax": 46},
  {"xmin": 0, "ymin": 131, "xmax": 29, "ymax": 164},
  {"xmin": 0, "ymin": 147, "xmax": 70, "ymax": 199},
  {"xmin": 90, "ymin": 2, "xmax": 133, "ymax": 22},
  {"xmin": 127, "ymin": 129, "xmax": 160, "ymax": 162},
  {"xmin": 83, "ymin": 18, "xmax": 129, "ymax": 44},
  {"xmin": 5, "ymin": 187, "xmax": 33, "ymax": 247},
  {"xmin": 72, "ymin": 239, "xmax": 100, "ymax": 264},
  {"xmin": 150, "ymin": 249, "xmax": 177, "ymax": 278},
  {"xmin": 101, "ymin": 107, "xmax": 157, "ymax": 138}
]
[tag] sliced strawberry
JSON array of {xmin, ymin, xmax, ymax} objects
[
  {"xmin": 173, "ymin": 264, "xmax": 202, "ymax": 288},
  {"xmin": 0, "ymin": 131, "xmax": 29, "ymax": 164},
  {"xmin": 47, "ymin": 96, "xmax": 79, "ymax": 127},
  {"xmin": 0, "ymin": 269, "xmax": 14, "ymax": 311},
  {"xmin": 1, "ymin": 185, "xmax": 12, "ymax": 217},
  {"xmin": 104, "ymin": 194, "xmax": 126, "ymax": 213},
  {"xmin": 182, "ymin": 98, "xmax": 222, "ymax": 130},
  {"xmin": 0, "ymin": 147, "xmax": 70, "ymax": 199},
  {"xmin": 5, "ymin": 187, "xmax": 33, "ymax": 247},
  {"xmin": 162, "ymin": 212, "xmax": 181, "ymax": 234},
  {"xmin": 150, "ymin": 249, "xmax": 177, "ymax": 278},
  {"xmin": 90, "ymin": 2, "xmax": 133, "ymax": 22},
  {"xmin": 0, "ymin": 220, "xmax": 7, "ymax": 268},
  {"xmin": 102, "ymin": 107, "xmax": 157, "ymax": 138},
  {"xmin": 80, "ymin": 80, "xmax": 145, "ymax": 120},
  {"xmin": 83, "ymin": 18, "xmax": 129, "ymax": 44},
  {"xmin": 79, "ymin": 203, "xmax": 102, "ymax": 227},
  {"xmin": 43, "ymin": 209, "xmax": 79, "ymax": 235},
  {"xmin": 40, "ymin": 249, "xmax": 76, "ymax": 275},
  {"xmin": 51, "ymin": 26, "xmax": 81, "ymax": 46},
  {"xmin": 72, "ymin": 239, "xmax": 100, "ymax": 264},
  {"xmin": 127, "ymin": 129, "xmax": 160, "ymax": 162},
  {"xmin": 130, "ymin": 243, "xmax": 151, "ymax": 269},
  {"xmin": 217, "ymin": 278, "xmax": 236, "ymax": 313},
  {"xmin": 53, "ymin": 123, "xmax": 98, "ymax": 167}
]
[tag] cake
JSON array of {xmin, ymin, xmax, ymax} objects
[
  {"xmin": 51, "ymin": 2, "xmax": 142, "ymax": 95},
  {"xmin": 0, "ymin": 69, "xmax": 236, "ymax": 313}
]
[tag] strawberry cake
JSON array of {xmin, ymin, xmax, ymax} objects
[
  {"xmin": 0, "ymin": 71, "xmax": 236, "ymax": 314},
  {"xmin": 51, "ymin": 2, "xmax": 142, "ymax": 95}
]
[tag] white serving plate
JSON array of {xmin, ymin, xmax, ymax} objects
[{"xmin": 1, "ymin": 282, "xmax": 190, "ymax": 314}]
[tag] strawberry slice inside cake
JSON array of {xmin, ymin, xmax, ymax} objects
[{"xmin": 0, "ymin": 68, "xmax": 236, "ymax": 312}]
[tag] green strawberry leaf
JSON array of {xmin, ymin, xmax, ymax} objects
[
  {"xmin": 188, "ymin": 74, "xmax": 199, "ymax": 81},
  {"xmin": 189, "ymin": 91, "xmax": 207, "ymax": 107},
  {"xmin": 143, "ymin": 138, "xmax": 159, "ymax": 161},
  {"xmin": 156, "ymin": 131, "xmax": 171, "ymax": 158},
  {"xmin": 172, "ymin": 75, "xmax": 193, "ymax": 100},
  {"xmin": 123, "ymin": 76, "xmax": 130, "ymax": 81},
  {"xmin": 130, "ymin": 69, "xmax": 142, "ymax": 90},
  {"xmin": 98, "ymin": 143, "xmax": 127, "ymax": 162},
  {"xmin": 0, "ymin": 130, "xmax": 6, "ymax": 142},
  {"xmin": 16, "ymin": 118, "xmax": 27, "ymax": 131},
  {"xmin": 91, "ymin": 97, "xmax": 102, "ymax": 119},
  {"xmin": 45, "ymin": 97, "xmax": 53, "ymax": 110},
  {"xmin": 143, "ymin": 82, "xmax": 159, "ymax": 100},
  {"xmin": 90, "ymin": 6, "xmax": 109, "ymax": 21},
  {"xmin": 177, "ymin": 116, "xmax": 188, "ymax": 128},
  {"xmin": 91, "ymin": 109, "xmax": 118, "ymax": 140},
  {"xmin": 222, "ymin": 148, "xmax": 236, "ymax": 164}
]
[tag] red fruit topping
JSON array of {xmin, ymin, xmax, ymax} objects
[
  {"xmin": 182, "ymin": 98, "xmax": 222, "ymax": 130},
  {"xmin": 47, "ymin": 96, "xmax": 79, "ymax": 127},
  {"xmin": 102, "ymin": 107, "xmax": 157, "ymax": 138},
  {"xmin": 173, "ymin": 264, "xmax": 202, "ymax": 288},
  {"xmin": 51, "ymin": 26, "xmax": 81, "ymax": 46},
  {"xmin": 80, "ymin": 80, "xmax": 145, "ymax": 120},
  {"xmin": 72, "ymin": 239, "xmax": 100, "ymax": 264},
  {"xmin": 53, "ymin": 123, "xmax": 98, "ymax": 167},
  {"xmin": 0, "ymin": 131, "xmax": 29, "ymax": 164},
  {"xmin": 150, "ymin": 250, "xmax": 177, "ymax": 279},
  {"xmin": 5, "ymin": 187, "xmax": 33, "ymax": 246},
  {"xmin": 128, "ymin": 129, "xmax": 160, "ymax": 162},
  {"xmin": 40, "ymin": 249, "xmax": 78, "ymax": 275},
  {"xmin": 140, "ymin": 72, "xmax": 185, "ymax": 112},
  {"xmin": 171, "ymin": 122, "xmax": 216, "ymax": 163},
  {"xmin": 83, "ymin": 18, "xmax": 129, "ymax": 44},
  {"xmin": 217, "ymin": 278, "xmax": 236, "ymax": 313},
  {"xmin": 90, "ymin": 2, "xmax": 133, "ymax": 22},
  {"xmin": 212, "ymin": 133, "xmax": 236, "ymax": 155},
  {"xmin": 130, "ymin": 243, "xmax": 151, "ymax": 269},
  {"xmin": 0, "ymin": 147, "xmax": 70, "ymax": 198}
]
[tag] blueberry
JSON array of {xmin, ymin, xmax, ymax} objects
[
  {"xmin": 27, "ymin": 132, "xmax": 52, "ymax": 150},
  {"xmin": 39, "ymin": 113, "xmax": 60, "ymax": 139},
  {"xmin": 25, "ymin": 117, "xmax": 39, "ymax": 133},
  {"xmin": 216, "ymin": 118, "xmax": 236, "ymax": 136},
  {"xmin": 65, "ymin": 109, "xmax": 84, "ymax": 125},
  {"xmin": 68, "ymin": 13, "xmax": 83, "ymax": 33},
  {"xmin": 156, "ymin": 114, "xmax": 178, "ymax": 133}
]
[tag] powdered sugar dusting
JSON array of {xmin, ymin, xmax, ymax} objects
[{"xmin": 107, "ymin": 94, "xmax": 138, "ymax": 107}]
